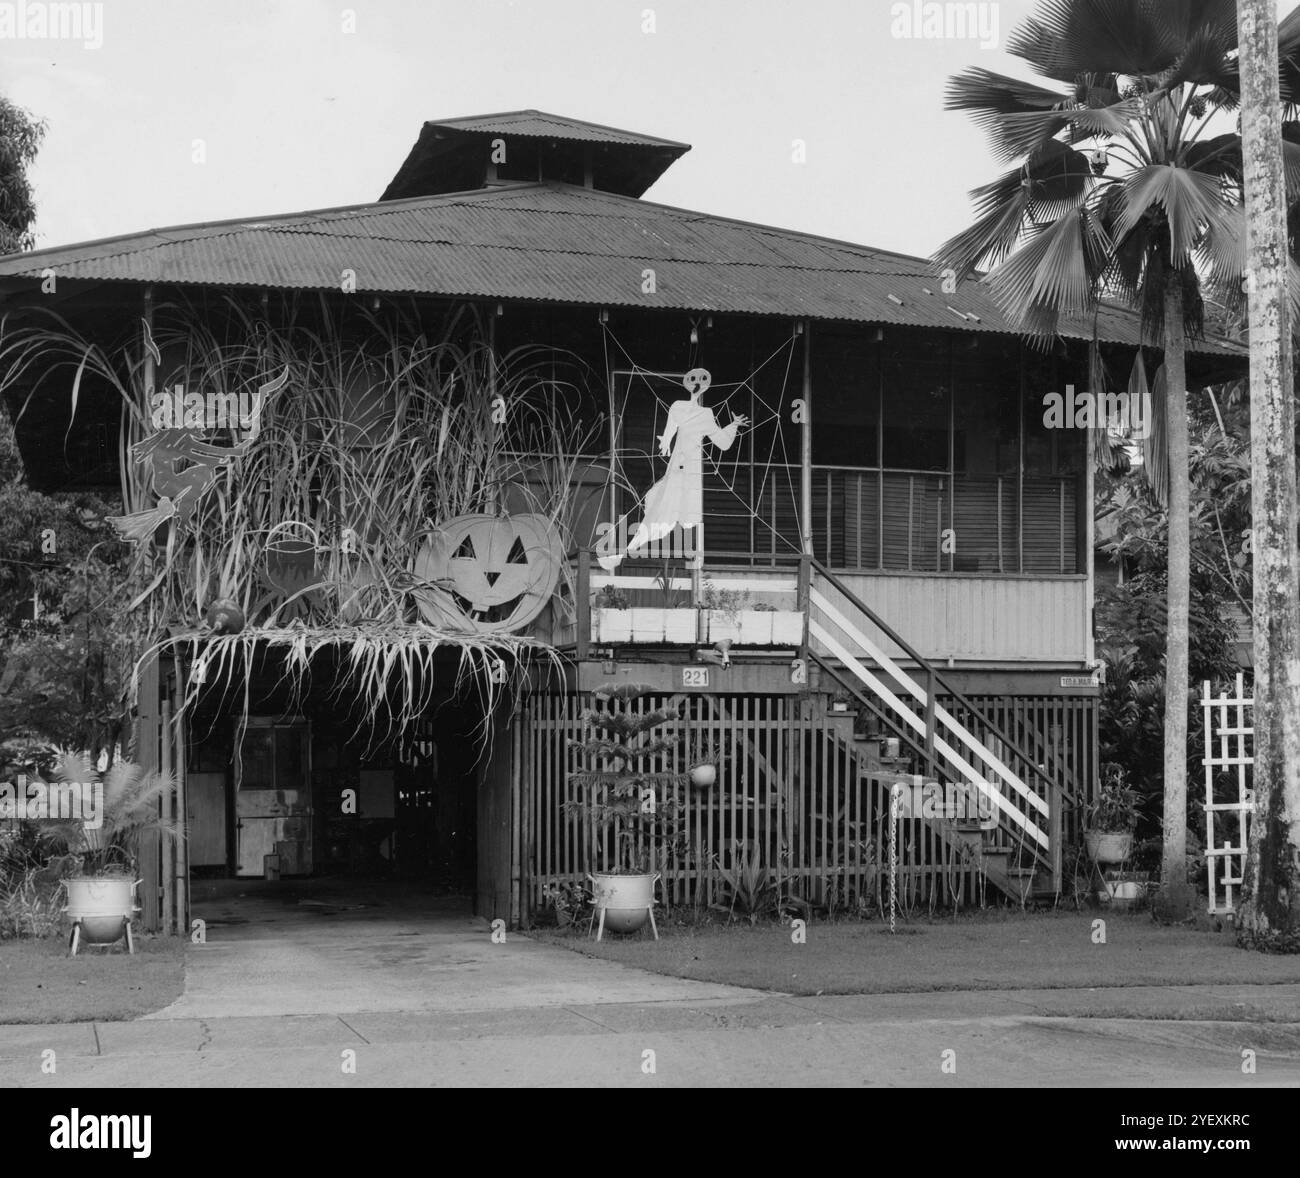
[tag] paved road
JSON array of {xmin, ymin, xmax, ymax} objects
[{"xmin": 3, "ymin": 991, "xmax": 1300, "ymax": 1086}]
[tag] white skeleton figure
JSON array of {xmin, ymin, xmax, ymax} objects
[{"xmin": 600, "ymin": 367, "xmax": 748, "ymax": 570}]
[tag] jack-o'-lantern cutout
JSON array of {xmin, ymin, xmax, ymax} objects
[{"xmin": 412, "ymin": 513, "xmax": 561, "ymax": 632}]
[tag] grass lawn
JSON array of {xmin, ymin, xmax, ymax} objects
[
  {"xmin": 528, "ymin": 910, "xmax": 1300, "ymax": 997},
  {"xmin": 0, "ymin": 935, "xmax": 186, "ymax": 1024}
]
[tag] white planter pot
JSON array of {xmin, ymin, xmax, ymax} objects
[
  {"xmin": 1108, "ymin": 880, "xmax": 1147, "ymax": 901},
  {"xmin": 661, "ymin": 609, "xmax": 700, "ymax": 644},
  {"xmin": 592, "ymin": 608, "xmax": 632, "ymax": 643},
  {"xmin": 64, "ymin": 877, "xmax": 138, "ymax": 944},
  {"xmin": 689, "ymin": 763, "xmax": 717, "ymax": 788},
  {"xmin": 629, "ymin": 608, "xmax": 665, "ymax": 642},
  {"xmin": 706, "ymin": 612, "xmax": 742, "ymax": 644},
  {"xmin": 1085, "ymin": 830, "xmax": 1133, "ymax": 865},
  {"xmin": 770, "ymin": 611, "xmax": 805, "ymax": 646},
  {"xmin": 589, "ymin": 872, "xmax": 658, "ymax": 933},
  {"xmin": 737, "ymin": 610, "xmax": 773, "ymax": 645},
  {"xmin": 707, "ymin": 610, "xmax": 805, "ymax": 646}
]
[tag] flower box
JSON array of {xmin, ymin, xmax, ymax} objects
[
  {"xmin": 661, "ymin": 609, "xmax": 700, "ymax": 644},
  {"xmin": 592, "ymin": 607, "xmax": 633, "ymax": 643},
  {"xmin": 706, "ymin": 609, "xmax": 805, "ymax": 646},
  {"xmin": 770, "ymin": 610, "xmax": 805, "ymax": 646},
  {"xmin": 594, "ymin": 607, "xmax": 699, "ymax": 644}
]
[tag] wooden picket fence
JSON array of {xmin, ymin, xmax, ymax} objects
[
  {"xmin": 1201, "ymin": 674, "xmax": 1254, "ymax": 914},
  {"xmin": 522, "ymin": 692, "xmax": 1093, "ymax": 915}
]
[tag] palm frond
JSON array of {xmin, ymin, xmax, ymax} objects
[
  {"xmin": 1114, "ymin": 164, "xmax": 1233, "ymax": 263},
  {"xmin": 1008, "ymin": 0, "xmax": 1208, "ymax": 83},
  {"xmin": 933, "ymin": 141, "xmax": 1094, "ymax": 278},
  {"xmin": 985, "ymin": 207, "xmax": 1112, "ymax": 328}
]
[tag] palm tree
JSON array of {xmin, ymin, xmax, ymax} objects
[{"xmin": 935, "ymin": 0, "xmax": 1300, "ymax": 918}]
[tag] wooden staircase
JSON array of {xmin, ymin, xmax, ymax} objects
[
  {"xmin": 817, "ymin": 710, "xmax": 1056, "ymax": 903},
  {"xmin": 805, "ymin": 560, "xmax": 1065, "ymax": 903}
]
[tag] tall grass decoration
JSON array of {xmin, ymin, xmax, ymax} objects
[{"xmin": 0, "ymin": 295, "xmax": 600, "ymax": 741}]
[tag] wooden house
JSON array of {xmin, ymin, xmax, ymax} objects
[{"xmin": 0, "ymin": 110, "xmax": 1245, "ymax": 930}]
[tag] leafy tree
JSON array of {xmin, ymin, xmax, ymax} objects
[
  {"xmin": 0, "ymin": 91, "xmax": 132, "ymax": 757},
  {"xmin": 0, "ymin": 97, "xmax": 45, "ymax": 254},
  {"xmin": 935, "ymin": 0, "xmax": 1300, "ymax": 918},
  {"xmin": 0, "ymin": 401, "xmax": 130, "ymax": 758},
  {"xmin": 1097, "ymin": 382, "xmax": 1242, "ymax": 886}
]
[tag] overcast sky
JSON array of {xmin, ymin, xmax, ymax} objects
[{"xmin": 5, "ymin": 0, "xmax": 1300, "ymax": 260}]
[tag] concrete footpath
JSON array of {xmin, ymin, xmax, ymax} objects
[{"xmin": 3, "ymin": 985, "xmax": 1300, "ymax": 1087}]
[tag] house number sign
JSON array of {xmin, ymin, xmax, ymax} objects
[{"xmin": 682, "ymin": 667, "xmax": 710, "ymax": 688}]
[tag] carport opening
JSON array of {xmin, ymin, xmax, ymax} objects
[{"xmin": 185, "ymin": 690, "xmax": 481, "ymax": 896}]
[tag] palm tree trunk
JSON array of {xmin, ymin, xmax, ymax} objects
[
  {"xmin": 1161, "ymin": 282, "xmax": 1192, "ymax": 916},
  {"xmin": 1237, "ymin": 0, "xmax": 1300, "ymax": 944}
]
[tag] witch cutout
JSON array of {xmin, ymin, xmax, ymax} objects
[{"xmin": 599, "ymin": 367, "xmax": 748, "ymax": 570}]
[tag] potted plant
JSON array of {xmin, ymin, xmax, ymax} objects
[
  {"xmin": 46, "ymin": 751, "xmax": 182, "ymax": 954},
  {"xmin": 1084, "ymin": 763, "xmax": 1140, "ymax": 866},
  {"xmin": 701, "ymin": 581, "xmax": 750, "ymax": 644},
  {"xmin": 562, "ymin": 683, "xmax": 685, "ymax": 938},
  {"xmin": 655, "ymin": 568, "xmax": 699, "ymax": 644},
  {"xmin": 687, "ymin": 739, "xmax": 720, "ymax": 788}
]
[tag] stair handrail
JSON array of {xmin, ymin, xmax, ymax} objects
[
  {"xmin": 808, "ymin": 558, "xmax": 1059, "ymax": 801},
  {"xmin": 813, "ymin": 653, "xmax": 1057, "ymax": 892}
]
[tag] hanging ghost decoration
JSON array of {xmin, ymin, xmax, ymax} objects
[{"xmin": 598, "ymin": 368, "xmax": 749, "ymax": 570}]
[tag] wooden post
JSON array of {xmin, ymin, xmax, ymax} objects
[
  {"xmin": 487, "ymin": 310, "xmax": 499, "ymax": 515},
  {"xmin": 800, "ymin": 320, "xmax": 813, "ymax": 557},
  {"xmin": 160, "ymin": 695, "xmax": 173, "ymax": 935},
  {"xmin": 510, "ymin": 704, "xmax": 522, "ymax": 928},
  {"xmin": 130, "ymin": 287, "xmax": 164, "ymax": 933},
  {"xmin": 1049, "ymin": 776, "xmax": 1063, "ymax": 895},
  {"xmin": 134, "ymin": 653, "xmax": 162, "ymax": 933},
  {"xmin": 173, "ymin": 664, "xmax": 189, "ymax": 937},
  {"xmin": 923, "ymin": 668, "xmax": 937, "ymax": 779},
  {"xmin": 576, "ymin": 547, "xmax": 591, "ymax": 660},
  {"xmin": 797, "ymin": 552, "xmax": 811, "ymax": 682}
]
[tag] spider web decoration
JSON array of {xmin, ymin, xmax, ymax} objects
[{"xmin": 600, "ymin": 323, "xmax": 805, "ymax": 561}]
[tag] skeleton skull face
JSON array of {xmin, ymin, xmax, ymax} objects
[{"xmin": 683, "ymin": 367, "xmax": 712, "ymax": 398}]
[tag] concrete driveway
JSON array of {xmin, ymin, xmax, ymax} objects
[{"xmin": 149, "ymin": 880, "xmax": 760, "ymax": 1019}]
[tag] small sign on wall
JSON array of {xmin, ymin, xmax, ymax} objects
[
  {"xmin": 682, "ymin": 666, "xmax": 710, "ymax": 688},
  {"xmin": 1060, "ymin": 675, "xmax": 1100, "ymax": 688}
]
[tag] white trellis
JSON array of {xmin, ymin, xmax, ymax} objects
[{"xmin": 1201, "ymin": 674, "xmax": 1254, "ymax": 914}]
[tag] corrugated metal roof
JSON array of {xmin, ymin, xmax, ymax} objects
[
  {"xmin": 0, "ymin": 182, "xmax": 1246, "ymax": 356},
  {"xmin": 425, "ymin": 109, "xmax": 690, "ymax": 150}
]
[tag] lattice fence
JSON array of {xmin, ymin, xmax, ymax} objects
[{"xmin": 1201, "ymin": 674, "xmax": 1254, "ymax": 914}]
